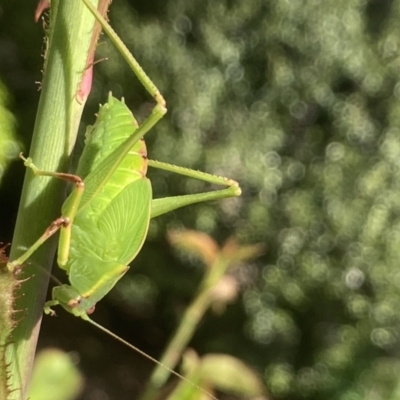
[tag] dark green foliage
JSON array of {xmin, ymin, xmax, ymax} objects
[{"xmin": 2, "ymin": 0, "xmax": 400, "ymax": 399}]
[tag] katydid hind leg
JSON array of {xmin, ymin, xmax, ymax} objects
[
  {"xmin": 81, "ymin": 0, "xmax": 168, "ymax": 163},
  {"xmin": 151, "ymin": 188, "xmax": 240, "ymax": 219},
  {"xmin": 81, "ymin": 0, "xmax": 165, "ymax": 108},
  {"xmin": 148, "ymin": 159, "xmax": 241, "ymax": 218}
]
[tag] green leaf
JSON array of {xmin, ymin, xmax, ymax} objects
[{"xmin": 27, "ymin": 349, "xmax": 83, "ymax": 400}]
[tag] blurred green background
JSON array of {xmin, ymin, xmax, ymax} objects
[{"xmin": 2, "ymin": 0, "xmax": 400, "ymax": 399}]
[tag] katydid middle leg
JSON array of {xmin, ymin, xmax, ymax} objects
[
  {"xmin": 7, "ymin": 154, "xmax": 85, "ymax": 271},
  {"xmin": 7, "ymin": 217, "xmax": 67, "ymax": 271}
]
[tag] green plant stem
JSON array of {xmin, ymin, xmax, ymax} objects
[
  {"xmin": 138, "ymin": 256, "xmax": 231, "ymax": 400},
  {"xmin": 4, "ymin": 1, "xmax": 103, "ymax": 398}
]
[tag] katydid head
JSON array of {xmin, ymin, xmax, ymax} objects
[
  {"xmin": 51, "ymin": 284, "xmax": 96, "ymax": 317},
  {"xmin": 67, "ymin": 297, "xmax": 96, "ymax": 315},
  {"xmin": 49, "ymin": 257, "xmax": 130, "ymax": 317}
]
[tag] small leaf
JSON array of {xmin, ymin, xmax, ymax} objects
[
  {"xmin": 27, "ymin": 349, "xmax": 84, "ymax": 400},
  {"xmin": 167, "ymin": 350, "xmax": 214, "ymax": 400},
  {"xmin": 0, "ymin": 82, "xmax": 20, "ymax": 184},
  {"xmin": 168, "ymin": 230, "xmax": 219, "ymax": 267},
  {"xmin": 170, "ymin": 351, "xmax": 267, "ymax": 400},
  {"xmin": 221, "ymin": 238, "xmax": 265, "ymax": 264},
  {"xmin": 200, "ymin": 354, "xmax": 267, "ymax": 398}
]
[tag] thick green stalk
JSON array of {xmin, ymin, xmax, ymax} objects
[{"xmin": 3, "ymin": 1, "xmax": 103, "ymax": 398}]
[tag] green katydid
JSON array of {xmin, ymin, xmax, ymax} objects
[{"xmin": 7, "ymin": 0, "xmax": 241, "ymax": 393}]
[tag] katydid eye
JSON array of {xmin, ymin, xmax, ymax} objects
[{"xmin": 68, "ymin": 297, "xmax": 82, "ymax": 308}]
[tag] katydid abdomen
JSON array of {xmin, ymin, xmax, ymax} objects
[{"xmin": 57, "ymin": 97, "xmax": 152, "ymax": 313}]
